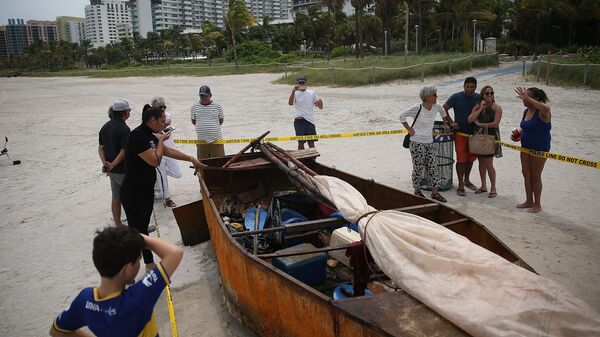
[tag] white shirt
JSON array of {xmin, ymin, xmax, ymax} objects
[
  {"xmin": 399, "ymin": 103, "xmax": 447, "ymax": 144},
  {"xmin": 190, "ymin": 102, "xmax": 224, "ymax": 143},
  {"xmin": 293, "ymin": 89, "xmax": 319, "ymax": 125}
]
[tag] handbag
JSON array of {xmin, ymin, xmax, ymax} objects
[
  {"xmin": 469, "ymin": 127, "xmax": 496, "ymax": 155},
  {"xmin": 403, "ymin": 105, "xmax": 422, "ymax": 149}
]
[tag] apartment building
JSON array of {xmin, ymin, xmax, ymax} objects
[
  {"xmin": 26, "ymin": 20, "xmax": 60, "ymax": 45},
  {"xmin": 57, "ymin": 16, "xmax": 87, "ymax": 44},
  {"xmin": 0, "ymin": 26, "xmax": 8, "ymax": 58},
  {"xmin": 85, "ymin": 0, "xmax": 133, "ymax": 48},
  {"xmin": 5, "ymin": 19, "xmax": 28, "ymax": 56},
  {"xmin": 130, "ymin": 0, "xmax": 291, "ymax": 35}
]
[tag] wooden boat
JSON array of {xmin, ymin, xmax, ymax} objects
[{"xmin": 196, "ymin": 148, "xmax": 534, "ymax": 337}]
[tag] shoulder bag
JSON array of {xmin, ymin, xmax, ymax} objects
[
  {"xmin": 403, "ymin": 105, "xmax": 422, "ymax": 149},
  {"xmin": 469, "ymin": 127, "xmax": 496, "ymax": 155}
]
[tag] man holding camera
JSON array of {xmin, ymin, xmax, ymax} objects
[
  {"xmin": 98, "ymin": 99, "xmax": 131, "ymax": 227},
  {"xmin": 288, "ymin": 75, "xmax": 323, "ymax": 150}
]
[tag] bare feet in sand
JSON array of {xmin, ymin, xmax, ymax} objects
[
  {"xmin": 528, "ymin": 206, "xmax": 542, "ymax": 213},
  {"xmin": 516, "ymin": 202, "xmax": 533, "ymax": 209}
]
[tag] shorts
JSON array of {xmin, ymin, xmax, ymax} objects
[
  {"xmin": 454, "ymin": 135, "xmax": 477, "ymax": 163},
  {"xmin": 294, "ymin": 118, "xmax": 317, "ymax": 143},
  {"xmin": 196, "ymin": 143, "xmax": 225, "ymax": 160},
  {"xmin": 108, "ymin": 172, "xmax": 125, "ymax": 199}
]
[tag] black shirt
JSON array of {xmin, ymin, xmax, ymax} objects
[
  {"xmin": 98, "ymin": 117, "xmax": 130, "ymax": 173},
  {"xmin": 121, "ymin": 123, "xmax": 158, "ymax": 194}
]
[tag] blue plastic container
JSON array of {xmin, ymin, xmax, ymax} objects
[
  {"xmin": 333, "ymin": 283, "xmax": 374, "ymax": 300},
  {"xmin": 330, "ymin": 211, "xmax": 358, "ymax": 232},
  {"xmin": 244, "ymin": 208, "xmax": 267, "ymax": 231},
  {"xmin": 272, "ymin": 243, "xmax": 327, "ymax": 286}
]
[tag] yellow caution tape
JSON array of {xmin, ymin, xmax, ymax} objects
[
  {"xmin": 151, "ymin": 210, "xmax": 179, "ymax": 337},
  {"xmin": 173, "ymin": 129, "xmax": 407, "ymax": 144},
  {"xmin": 454, "ymin": 132, "xmax": 600, "ymax": 170},
  {"xmin": 174, "ymin": 129, "xmax": 599, "ymax": 170}
]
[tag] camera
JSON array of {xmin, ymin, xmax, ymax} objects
[{"xmin": 163, "ymin": 126, "xmax": 175, "ymax": 133}]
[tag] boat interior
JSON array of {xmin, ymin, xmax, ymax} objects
[{"xmin": 199, "ymin": 150, "xmax": 535, "ymax": 304}]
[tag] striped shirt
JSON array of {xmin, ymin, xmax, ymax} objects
[{"xmin": 191, "ymin": 102, "xmax": 224, "ymax": 143}]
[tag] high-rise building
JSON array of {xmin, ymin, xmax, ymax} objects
[
  {"xmin": 246, "ymin": 0, "xmax": 291, "ymax": 23},
  {"xmin": 130, "ymin": 0, "xmax": 291, "ymax": 35},
  {"xmin": 85, "ymin": 0, "xmax": 133, "ymax": 48},
  {"xmin": 26, "ymin": 20, "xmax": 60, "ymax": 45},
  {"xmin": 57, "ymin": 16, "xmax": 87, "ymax": 44},
  {"xmin": 5, "ymin": 19, "xmax": 28, "ymax": 56},
  {"xmin": 0, "ymin": 26, "xmax": 8, "ymax": 58},
  {"xmin": 196, "ymin": 0, "xmax": 225, "ymax": 28},
  {"xmin": 129, "ymin": 0, "xmax": 155, "ymax": 37}
]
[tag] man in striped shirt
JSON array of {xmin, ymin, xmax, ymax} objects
[{"xmin": 191, "ymin": 85, "xmax": 225, "ymax": 160}]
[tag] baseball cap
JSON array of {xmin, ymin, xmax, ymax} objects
[
  {"xmin": 112, "ymin": 99, "xmax": 130, "ymax": 111},
  {"xmin": 296, "ymin": 75, "xmax": 306, "ymax": 84},
  {"xmin": 199, "ymin": 85, "xmax": 211, "ymax": 97}
]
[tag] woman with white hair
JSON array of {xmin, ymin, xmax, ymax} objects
[
  {"xmin": 151, "ymin": 97, "xmax": 182, "ymax": 207},
  {"xmin": 399, "ymin": 86, "xmax": 459, "ymax": 202}
]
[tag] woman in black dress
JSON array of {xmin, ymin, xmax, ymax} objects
[{"xmin": 467, "ymin": 85, "xmax": 503, "ymax": 198}]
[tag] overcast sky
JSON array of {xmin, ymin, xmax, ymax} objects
[{"xmin": 0, "ymin": 0, "xmax": 89, "ymax": 24}]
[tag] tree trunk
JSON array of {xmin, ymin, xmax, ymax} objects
[
  {"xmin": 232, "ymin": 33, "xmax": 239, "ymax": 68},
  {"xmin": 357, "ymin": 8, "xmax": 364, "ymax": 58},
  {"xmin": 417, "ymin": 0, "xmax": 422, "ymax": 53}
]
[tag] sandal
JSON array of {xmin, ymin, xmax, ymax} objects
[
  {"xmin": 431, "ymin": 192, "xmax": 447, "ymax": 203},
  {"xmin": 488, "ymin": 192, "xmax": 497, "ymax": 198},
  {"xmin": 464, "ymin": 182, "xmax": 478, "ymax": 191},
  {"xmin": 414, "ymin": 190, "xmax": 426, "ymax": 198},
  {"xmin": 474, "ymin": 188, "xmax": 488, "ymax": 194},
  {"xmin": 456, "ymin": 189, "xmax": 466, "ymax": 196},
  {"xmin": 164, "ymin": 199, "xmax": 177, "ymax": 207}
]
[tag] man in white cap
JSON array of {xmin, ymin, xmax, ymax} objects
[
  {"xmin": 288, "ymin": 75, "xmax": 323, "ymax": 150},
  {"xmin": 98, "ymin": 99, "xmax": 131, "ymax": 227},
  {"xmin": 190, "ymin": 85, "xmax": 225, "ymax": 159}
]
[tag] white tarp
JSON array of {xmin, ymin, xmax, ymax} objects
[{"xmin": 313, "ymin": 175, "xmax": 600, "ymax": 337}]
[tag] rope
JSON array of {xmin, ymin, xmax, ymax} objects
[
  {"xmin": 357, "ymin": 210, "xmax": 385, "ymax": 276},
  {"xmin": 151, "ymin": 209, "xmax": 179, "ymax": 337}
]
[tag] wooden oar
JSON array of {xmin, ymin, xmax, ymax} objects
[
  {"xmin": 265, "ymin": 142, "xmax": 318, "ymax": 176},
  {"xmin": 258, "ymin": 142, "xmax": 335, "ymax": 208},
  {"xmin": 222, "ymin": 131, "xmax": 270, "ymax": 168}
]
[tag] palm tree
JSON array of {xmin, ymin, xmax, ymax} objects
[
  {"xmin": 321, "ymin": 0, "xmax": 345, "ymax": 59},
  {"xmin": 374, "ymin": 0, "xmax": 400, "ymax": 52},
  {"xmin": 351, "ymin": 0, "xmax": 372, "ymax": 58},
  {"xmin": 224, "ymin": 0, "xmax": 255, "ymax": 67}
]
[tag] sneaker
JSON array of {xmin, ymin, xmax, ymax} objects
[
  {"xmin": 148, "ymin": 224, "xmax": 157, "ymax": 233},
  {"xmin": 163, "ymin": 199, "xmax": 176, "ymax": 207}
]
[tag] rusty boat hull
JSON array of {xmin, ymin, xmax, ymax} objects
[{"xmin": 198, "ymin": 154, "xmax": 534, "ymax": 337}]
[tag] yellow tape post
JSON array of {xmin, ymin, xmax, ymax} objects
[
  {"xmin": 175, "ymin": 129, "xmax": 599, "ymax": 170},
  {"xmin": 152, "ymin": 210, "xmax": 179, "ymax": 337}
]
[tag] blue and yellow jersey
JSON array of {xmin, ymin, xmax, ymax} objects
[{"xmin": 52, "ymin": 263, "xmax": 170, "ymax": 337}]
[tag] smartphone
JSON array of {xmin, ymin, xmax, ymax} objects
[{"xmin": 163, "ymin": 126, "xmax": 175, "ymax": 133}]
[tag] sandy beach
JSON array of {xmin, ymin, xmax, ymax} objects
[{"xmin": 1, "ymin": 62, "xmax": 599, "ymax": 336}]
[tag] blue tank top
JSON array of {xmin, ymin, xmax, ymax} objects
[{"xmin": 520, "ymin": 109, "xmax": 551, "ymax": 151}]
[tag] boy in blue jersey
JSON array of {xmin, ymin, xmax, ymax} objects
[{"xmin": 49, "ymin": 226, "xmax": 183, "ymax": 337}]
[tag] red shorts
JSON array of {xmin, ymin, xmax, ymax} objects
[{"xmin": 454, "ymin": 135, "xmax": 477, "ymax": 163}]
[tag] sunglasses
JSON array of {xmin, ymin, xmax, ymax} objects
[
  {"xmin": 430, "ymin": 93, "xmax": 437, "ymax": 97},
  {"xmin": 297, "ymin": 81, "xmax": 306, "ymax": 85},
  {"xmin": 484, "ymin": 92, "xmax": 494, "ymax": 96},
  {"xmin": 159, "ymin": 105, "xmax": 167, "ymax": 109}
]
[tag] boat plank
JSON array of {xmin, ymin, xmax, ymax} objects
[
  {"xmin": 228, "ymin": 148, "xmax": 319, "ymax": 169},
  {"xmin": 335, "ymin": 291, "xmax": 469, "ymax": 337}
]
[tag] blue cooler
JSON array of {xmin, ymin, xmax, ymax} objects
[{"xmin": 272, "ymin": 243, "xmax": 327, "ymax": 286}]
